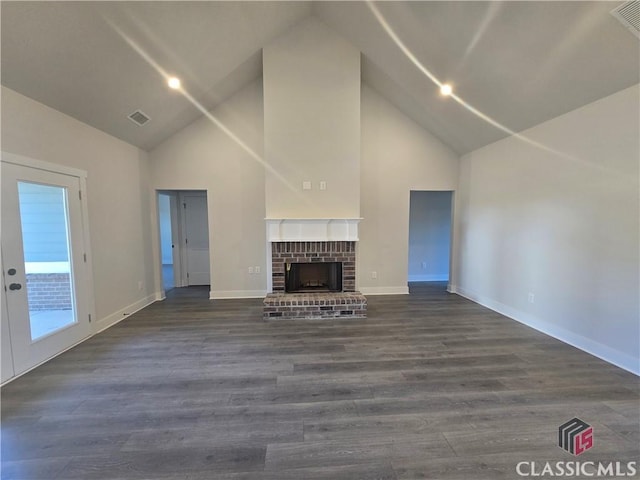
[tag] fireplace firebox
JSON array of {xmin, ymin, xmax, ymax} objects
[{"xmin": 286, "ymin": 262, "xmax": 342, "ymax": 293}]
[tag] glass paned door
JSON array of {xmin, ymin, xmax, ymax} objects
[{"xmin": 2, "ymin": 160, "xmax": 90, "ymax": 378}]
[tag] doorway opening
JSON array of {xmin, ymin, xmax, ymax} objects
[
  {"xmin": 157, "ymin": 190, "xmax": 210, "ymax": 296},
  {"xmin": 408, "ymin": 191, "xmax": 454, "ymax": 290}
]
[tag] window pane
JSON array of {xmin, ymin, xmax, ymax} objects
[{"xmin": 18, "ymin": 182, "xmax": 76, "ymax": 341}]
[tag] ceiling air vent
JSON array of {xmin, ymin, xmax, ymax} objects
[
  {"xmin": 611, "ymin": 1, "xmax": 640, "ymax": 39},
  {"xmin": 127, "ymin": 110, "xmax": 150, "ymax": 126}
]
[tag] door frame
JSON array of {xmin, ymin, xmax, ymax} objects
[
  {"xmin": 1, "ymin": 152, "xmax": 96, "ymax": 384},
  {"xmin": 157, "ymin": 192, "xmax": 181, "ymax": 292},
  {"xmin": 407, "ymin": 189, "xmax": 455, "ymax": 288},
  {"xmin": 155, "ymin": 189, "xmax": 210, "ymax": 296}
]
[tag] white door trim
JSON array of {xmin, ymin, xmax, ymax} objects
[{"xmin": 2, "ymin": 151, "xmax": 87, "ymax": 179}]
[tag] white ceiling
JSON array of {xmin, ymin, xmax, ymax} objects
[{"xmin": 2, "ymin": 1, "xmax": 638, "ymax": 154}]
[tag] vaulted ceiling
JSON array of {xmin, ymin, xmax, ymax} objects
[{"xmin": 2, "ymin": 1, "xmax": 638, "ymax": 154}]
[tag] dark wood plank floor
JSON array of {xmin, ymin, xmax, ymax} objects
[{"xmin": 2, "ymin": 283, "xmax": 638, "ymax": 479}]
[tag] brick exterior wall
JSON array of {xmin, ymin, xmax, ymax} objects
[
  {"xmin": 271, "ymin": 241, "xmax": 356, "ymax": 292},
  {"xmin": 26, "ymin": 273, "xmax": 73, "ymax": 311}
]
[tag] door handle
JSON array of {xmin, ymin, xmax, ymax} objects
[{"xmin": 9, "ymin": 283, "xmax": 22, "ymax": 291}]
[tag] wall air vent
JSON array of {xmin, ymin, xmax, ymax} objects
[
  {"xmin": 127, "ymin": 110, "xmax": 150, "ymax": 126},
  {"xmin": 611, "ymin": 1, "xmax": 640, "ymax": 39}
]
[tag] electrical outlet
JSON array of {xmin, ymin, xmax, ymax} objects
[
  {"xmin": 137, "ymin": 281, "xmax": 143, "ymax": 291},
  {"xmin": 371, "ymin": 271, "xmax": 378, "ymax": 279},
  {"xmin": 421, "ymin": 261, "xmax": 427, "ymax": 269},
  {"xmin": 248, "ymin": 266, "xmax": 254, "ymax": 274},
  {"xmin": 255, "ymin": 266, "xmax": 260, "ymax": 274},
  {"xmin": 528, "ymin": 292, "xmax": 535, "ymax": 303},
  {"xmin": 302, "ymin": 181, "xmax": 312, "ymax": 190}
]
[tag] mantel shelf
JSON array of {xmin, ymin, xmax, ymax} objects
[{"xmin": 265, "ymin": 218, "xmax": 362, "ymax": 242}]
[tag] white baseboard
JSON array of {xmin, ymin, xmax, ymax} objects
[
  {"xmin": 94, "ymin": 294, "xmax": 157, "ymax": 334},
  {"xmin": 359, "ymin": 286, "xmax": 409, "ymax": 296},
  {"xmin": 447, "ymin": 284, "xmax": 457, "ymax": 293},
  {"xmin": 408, "ymin": 274, "xmax": 449, "ymax": 282},
  {"xmin": 455, "ymin": 286, "xmax": 639, "ymax": 376},
  {"xmin": 155, "ymin": 291, "xmax": 165, "ymax": 301},
  {"xmin": 210, "ymin": 290, "xmax": 267, "ymax": 300}
]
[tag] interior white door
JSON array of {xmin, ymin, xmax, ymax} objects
[
  {"xmin": 1, "ymin": 161, "xmax": 91, "ymax": 377},
  {"xmin": 182, "ymin": 193, "xmax": 210, "ymax": 286},
  {"xmin": 169, "ymin": 194, "xmax": 181, "ymax": 286}
]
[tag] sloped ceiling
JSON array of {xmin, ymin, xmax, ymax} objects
[
  {"xmin": 2, "ymin": 1, "xmax": 638, "ymax": 154},
  {"xmin": 320, "ymin": 1, "xmax": 640, "ymax": 154},
  {"xmin": 1, "ymin": 1, "xmax": 311, "ymax": 151}
]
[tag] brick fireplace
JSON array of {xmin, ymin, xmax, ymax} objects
[
  {"xmin": 271, "ymin": 241, "xmax": 356, "ymax": 293},
  {"xmin": 263, "ymin": 220, "xmax": 366, "ymax": 320}
]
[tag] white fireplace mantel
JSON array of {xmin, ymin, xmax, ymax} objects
[{"xmin": 266, "ymin": 218, "xmax": 362, "ymax": 242}]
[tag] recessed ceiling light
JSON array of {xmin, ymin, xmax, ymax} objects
[
  {"xmin": 440, "ymin": 83, "xmax": 453, "ymax": 96},
  {"xmin": 167, "ymin": 77, "xmax": 181, "ymax": 90}
]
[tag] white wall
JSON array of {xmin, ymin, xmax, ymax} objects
[
  {"xmin": 149, "ymin": 80, "xmax": 266, "ymax": 299},
  {"xmin": 1, "ymin": 86, "xmax": 156, "ymax": 330},
  {"xmin": 453, "ymin": 84, "xmax": 640, "ymax": 374},
  {"xmin": 149, "ymin": 81, "xmax": 460, "ymax": 299},
  {"xmin": 408, "ymin": 191, "xmax": 452, "ymax": 282},
  {"xmin": 359, "ymin": 86, "xmax": 459, "ymax": 294},
  {"xmin": 263, "ymin": 18, "xmax": 361, "ymax": 219}
]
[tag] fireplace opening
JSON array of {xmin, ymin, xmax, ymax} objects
[{"xmin": 285, "ymin": 262, "xmax": 342, "ymax": 293}]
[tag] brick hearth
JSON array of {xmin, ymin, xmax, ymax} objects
[{"xmin": 263, "ymin": 292, "xmax": 366, "ymax": 320}]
